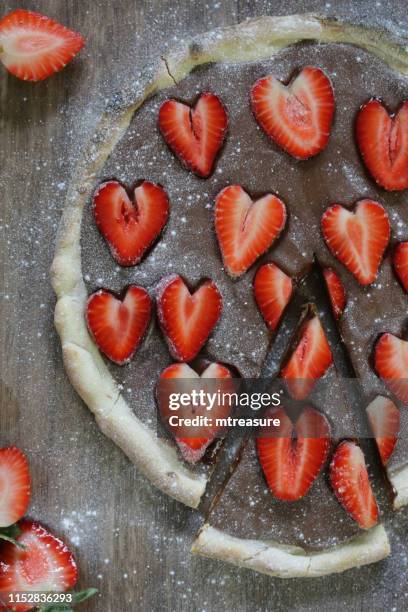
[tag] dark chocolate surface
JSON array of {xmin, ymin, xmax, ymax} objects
[{"xmin": 81, "ymin": 41, "xmax": 408, "ymax": 546}]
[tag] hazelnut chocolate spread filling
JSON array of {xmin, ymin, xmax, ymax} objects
[
  {"xmin": 207, "ymin": 358, "xmax": 369, "ymax": 550},
  {"xmin": 81, "ymin": 40, "xmax": 408, "ymax": 547}
]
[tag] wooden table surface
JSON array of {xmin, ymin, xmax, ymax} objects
[{"xmin": 2, "ymin": 1, "xmax": 408, "ymax": 610}]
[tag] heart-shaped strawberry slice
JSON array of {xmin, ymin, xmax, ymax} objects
[
  {"xmin": 215, "ymin": 185, "xmax": 286, "ymax": 278},
  {"xmin": 375, "ymin": 332, "xmax": 408, "ymax": 404},
  {"xmin": 157, "ymin": 362, "xmax": 235, "ymax": 463},
  {"xmin": 157, "ymin": 275, "xmax": 222, "ymax": 362},
  {"xmin": 256, "ymin": 406, "xmax": 330, "ymax": 501},
  {"xmin": 251, "ymin": 66, "xmax": 335, "ymax": 159},
  {"xmin": 253, "ymin": 263, "xmax": 293, "ymax": 331},
  {"xmin": 356, "ymin": 99, "xmax": 408, "ymax": 191},
  {"xmin": 86, "ymin": 286, "xmax": 152, "ymax": 365},
  {"xmin": 158, "ymin": 92, "xmax": 228, "ymax": 177},
  {"xmin": 321, "ymin": 199, "xmax": 390, "ymax": 285},
  {"xmin": 93, "ymin": 180, "xmax": 169, "ymax": 266}
]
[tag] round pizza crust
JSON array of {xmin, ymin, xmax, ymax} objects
[{"xmin": 51, "ymin": 13, "xmax": 406, "ymax": 575}]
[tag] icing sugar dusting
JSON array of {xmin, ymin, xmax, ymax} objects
[{"xmin": 4, "ymin": 3, "xmax": 408, "ymax": 608}]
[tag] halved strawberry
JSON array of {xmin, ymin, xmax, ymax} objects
[
  {"xmin": 256, "ymin": 406, "xmax": 330, "ymax": 501},
  {"xmin": 375, "ymin": 333, "xmax": 408, "ymax": 404},
  {"xmin": 0, "ymin": 447, "xmax": 30, "ymax": 528},
  {"xmin": 330, "ymin": 441, "xmax": 379, "ymax": 529},
  {"xmin": 86, "ymin": 286, "xmax": 152, "ymax": 365},
  {"xmin": 157, "ymin": 275, "xmax": 222, "ymax": 362},
  {"xmin": 93, "ymin": 180, "xmax": 169, "ymax": 267},
  {"xmin": 323, "ymin": 267, "xmax": 346, "ymax": 319},
  {"xmin": 251, "ymin": 66, "xmax": 335, "ymax": 159},
  {"xmin": 281, "ymin": 316, "xmax": 333, "ymax": 400},
  {"xmin": 366, "ymin": 396, "xmax": 400, "ymax": 466},
  {"xmin": 356, "ymin": 98, "xmax": 408, "ymax": 191},
  {"xmin": 253, "ymin": 263, "xmax": 293, "ymax": 331},
  {"xmin": 157, "ymin": 362, "xmax": 235, "ymax": 463},
  {"xmin": 321, "ymin": 199, "xmax": 390, "ymax": 285},
  {"xmin": 0, "ymin": 9, "xmax": 84, "ymax": 82},
  {"xmin": 0, "ymin": 520, "xmax": 77, "ymax": 611},
  {"xmin": 393, "ymin": 242, "xmax": 408, "ymax": 292},
  {"xmin": 158, "ymin": 93, "xmax": 228, "ymax": 177},
  {"xmin": 214, "ymin": 186, "xmax": 286, "ymax": 277}
]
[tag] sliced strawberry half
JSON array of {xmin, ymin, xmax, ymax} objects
[
  {"xmin": 0, "ymin": 9, "xmax": 84, "ymax": 82},
  {"xmin": 157, "ymin": 362, "xmax": 235, "ymax": 463},
  {"xmin": 393, "ymin": 242, "xmax": 408, "ymax": 292},
  {"xmin": 330, "ymin": 441, "xmax": 379, "ymax": 529},
  {"xmin": 366, "ymin": 396, "xmax": 400, "ymax": 466},
  {"xmin": 0, "ymin": 447, "xmax": 30, "ymax": 528},
  {"xmin": 323, "ymin": 267, "xmax": 347, "ymax": 319},
  {"xmin": 86, "ymin": 286, "xmax": 152, "ymax": 365},
  {"xmin": 356, "ymin": 98, "xmax": 408, "ymax": 191},
  {"xmin": 375, "ymin": 332, "xmax": 408, "ymax": 404},
  {"xmin": 157, "ymin": 275, "xmax": 222, "ymax": 362},
  {"xmin": 158, "ymin": 93, "xmax": 228, "ymax": 177},
  {"xmin": 256, "ymin": 406, "xmax": 330, "ymax": 501},
  {"xmin": 93, "ymin": 180, "xmax": 169, "ymax": 267},
  {"xmin": 281, "ymin": 316, "xmax": 333, "ymax": 400},
  {"xmin": 253, "ymin": 263, "xmax": 293, "ymax": 331},
  {"xmin": 321, "ymin": 199, "xmax": 390, "ymax": 285},
  {"xmin": 214, "ymin": 185, "xmax": 286, "ymax": 277},
  {"xmin": 0, "ymin": 520, "xmax": 77, "ymax": 611},
  {"xmin": 251, "ymin": 66, "xmax": 335, "ymax": 159}
]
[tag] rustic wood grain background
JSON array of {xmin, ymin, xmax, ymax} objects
[{"xmin": 2, "ymin": 1, "xmax": 408, "ymax": 611}]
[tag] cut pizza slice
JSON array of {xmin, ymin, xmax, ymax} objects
[
  {"xmin": 193, "ymin": 305, "xmax": 389, "ymax": 577},
  {"xmin": 319, "ymin": 242, "xmax": 408, "ymax": 509}
]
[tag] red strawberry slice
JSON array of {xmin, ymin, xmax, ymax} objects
[
  {"xmin": 158, "ymin": 93, "xmax": 228, "ymax": 177},
  {"xmin": 281, "ymin": 316, "xmax": 333, "ymax": 400},
  {"xmin": 251, "ymin": 66, "xmax": 335, "ymax": 159},
  {"xmin": 393, "ymin": 242, "xmax": 408, "ymax": 292},
  {"xmin": 330, "ymin": 441, "xmax": 379, "ymax": 529},
  {"xmin": 323, "ymin": 267, "xmax": 347, "ymax": 319},
  {"xmin": 253, "ymin": 263, "xmax": 293, "ymax": 331},
  {"xmin": 93, "ymin": 180, "xmax": 169, "ymax": 267},
  {"xmin": 0, "ymin": 520, "xmax": 77, "ymax": 611},
  {"xmin": 157, "ymin": 362, "xmax": 234, "ymax": 463},
  {"xmin": 356, "ymin": 98, "xmax": 408, "ymax": 191},
  {"xmin": 256, "ymin": 406, "xmax": 330, "ymax": 501},
  {"xmin": 0, "ymin": 447, "xmax": 30, "ymax": 528},
  {"xmin": 214, "ymin": 185, "xmax": 286, "ymax": 277},
  {"xmin": 374, "ymin": 333, "xmax": 408, "ymax": 404},
  {"xmin": 157, "ymin": 275, "xmax": 222, "ymax": 362},
  {"xmin": 321, "ymin": 199, "xmax": 390, "ymax": 285},
  {"xmin": 86, "ymin": 286, "xmax": 152, "ymax": 365},
  {"xmin": 0, "ymin": 9, "xmax": 84, "ymax": 82},
  {"xmin": 366, "ymin": 396, "xmax": 400, "ymax": 466}
]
